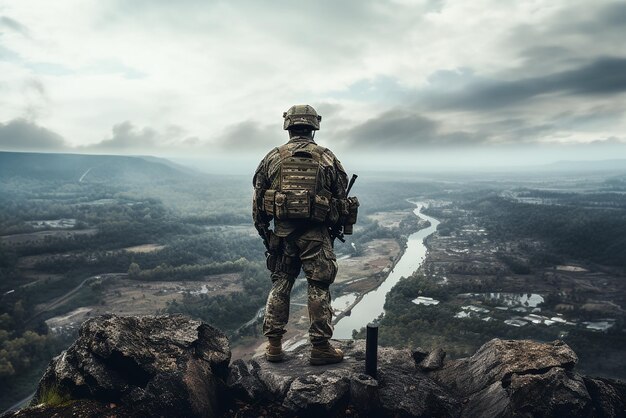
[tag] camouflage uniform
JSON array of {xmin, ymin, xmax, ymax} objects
[{"xmin": 253, "ymin": 136, "xmax": 348, "ymax": 344}]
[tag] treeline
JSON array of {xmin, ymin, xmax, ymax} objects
[
  {"xmin": 128, "ymin": 258, "xmax": 251, "ymax": 282},
  {"xmin": 467, "ymin": 196, "xmax": 626, "ymax": 268},
  {"xmin": 515, "ymin": 189, "xmax": 626, "ymax": 209}
]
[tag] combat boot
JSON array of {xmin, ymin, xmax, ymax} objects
[
  {"xmin": 310, "ymin": 341, "xmax": 344, "ymax": 365},
  {"xmin": 265, "ymin": 337, "xmax": 285, "ymax": 362}
]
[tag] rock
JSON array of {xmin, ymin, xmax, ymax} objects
[
  {"xmin": 227, "ymin": 359, "xmax": 268, "ymax": 401},
  {"xmin": 432, "ymin": 339, "xmax": 596, "ymax": 418},
  {"xmin": 226, "ymin": 339, "xmax": 459, "ymax": 417},
  {"xmin": 377, "ymin": 364, "xmax": 460, "ymax": 417},
  {"xmin": 4, "ymin": 400, "xmax": 135, "ymax": 418},
  {"xmin": 411, "ymin": 347, "xmax": 429, "ymax": 364},
  {"xmin": 349, "ymin": 373, "xmax": 380, "ymax": 416},
  {"xmin": 505, "ymin": 367, "xmax": 591, "ymax": 416},
  {"xmin": 418, "ymin": 347, "xmax": 446, "ymax": 371},
  {"xmin": 6, "ymin": 317, "xmax": 626, "ymax": 418},
  {"xmin": 283, "ymin": 371, "xmax": 350, "ymax": 413},
  {"xmin": 583, "ymin": 377, "xmax": 626, "ymax": 418},
  {"xmin": 31, "ymin": 314, "xmax": 230, "ymax": 418},
  {"xmin": 433, "ymin": 339, "xmax": 578, "ymax": 396}
]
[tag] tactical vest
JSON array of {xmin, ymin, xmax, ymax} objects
[{"xmin": 263, "ymin": 143, "xmax": 332, "ymax": 223}]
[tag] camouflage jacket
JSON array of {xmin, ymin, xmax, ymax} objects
[{"xmin": 253, "ymin": 136, "xmax": 348, "ymax": 237}]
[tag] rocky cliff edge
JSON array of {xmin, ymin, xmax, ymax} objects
[{"xmin": 3, "ymin": 314, "xmax": 625, "ymax": 418}]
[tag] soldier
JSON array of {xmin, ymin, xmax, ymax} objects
[{"xmin": 253, "ymin": 104, "xmax": 357, "ymax": 365}]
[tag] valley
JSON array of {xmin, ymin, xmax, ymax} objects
[{"xmin": 1, "ymin": 151, "xmax": 625, "ymax": 411}]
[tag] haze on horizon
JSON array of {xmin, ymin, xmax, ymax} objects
[{"xmin": 1, "ymin": 0, "xmax": 625, "ymax": 173}]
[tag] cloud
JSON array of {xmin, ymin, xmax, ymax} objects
[
  {"xmin": 426, "ymin": 57, "xmax": 626, "ymax": 111},
  {"xmin": 0, "ymin": 0, "xmax": 625, "ymax": 161},
  {"xmin": 0, "ymin": 16, "xmax": 29, "ymax": 36},
  {"xmin": 0, "ymin": 118, "xmax": 68, "ymax": 151},
  {"xmin": 86, "ymin": 121, "xmax": 159, "ymax": 151},
  {"xmin": 215, "ymin": 120, "xmax": 284, "ymax": 153},
  {"xmin": 21, "ymin": 78, "xmax": 51, "ymax": 120},
  {"xmin": 337, "ymin": 110, "xmax": 483, "ymax": 149}
]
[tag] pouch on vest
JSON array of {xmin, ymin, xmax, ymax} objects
[
  {"xmin": 343, "ymin": 196, "xmax": 360, "ymax": 235},
  {"xmin": 263, "ymin": 190, "xmax": 277, "ymax": 216},
  {"xmin": 276, "ymin": 190, "xmax": 310, "ymax": 220},
  {"xmin": 311, "ymin": 195, "xmax": 330, "ymax": 223}
]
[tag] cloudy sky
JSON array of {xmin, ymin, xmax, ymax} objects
[{"xmin": 1, "ymin": 0, "xmax": 625, "ymax": 170}]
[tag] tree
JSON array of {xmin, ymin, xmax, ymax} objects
[{"xmin": 128, "ymin": 262, "xmax": 141, "ymax": 278}]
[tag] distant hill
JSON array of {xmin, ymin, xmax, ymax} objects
[
  {"xmin": 545, "ymin": 159, "xmax": 626, "ymax": 171},
  {"xmin": 0, "ymin": 151, "xmax": 196, "ymax": 183}
]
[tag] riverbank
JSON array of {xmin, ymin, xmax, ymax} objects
[{"xmin": 333, "ymin": 202, "xmax": 440, "ymax": 338}]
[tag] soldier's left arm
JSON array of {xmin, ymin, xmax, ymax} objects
[{"xmin": 252, "ymin": 159, "xmax": 273, "ymax": 239}]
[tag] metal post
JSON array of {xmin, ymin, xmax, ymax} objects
[{"xmin": 365, "ymin": 323, "xmax": 378, "ymax": 379}]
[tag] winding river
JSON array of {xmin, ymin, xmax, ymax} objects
[{"xmin": 333, "ymin": 202, "xmax": 440, "ymax": 339}]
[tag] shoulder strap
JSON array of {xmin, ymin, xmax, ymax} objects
[{"xmin": 277, "ymin": 145, "xmax": 291, "ymax": 160}]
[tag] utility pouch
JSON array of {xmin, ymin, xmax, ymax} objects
[
  {"xmin": 336, "ymin": 198, "xmax": 350, "ymax": 226},
  {"xmin": 278, "ymin": 254, "xmax": 302, "ymax": 276},
  {"xmin": 343, "ymin": 196, "xmax": 360, "ymax": 235},
  {"xmin": 279, "ymin": 190, "xmax": 310, "ymax": 220},
  {"xmin": 263, "ymin": 190, "xmax": 277, "ymax": 216},
  {"xmin": 311, "ymin": 195, "xmax": 330, "ymax": 223},
  {"xmin": 274, "ymin": 191, "xmax": 287, "ymax": 219},
  {"xmin": 265, "ymin": 252, "xmax": 277, "ymax": 272}
]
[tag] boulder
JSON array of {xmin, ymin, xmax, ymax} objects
[
  {"xmin": 226, "ymin": 339, "xmax": 460, "ymax": 417},
  {"xmin": 418, "ymin": 347, "xmax": 446, "ymax": 371},
  {"xmin": 583, "ymin": 377, "xmax": 626, "ymax": 418},
  {"xmin": 31, "ymin": 314, "xmax": 230, "ymax": 418},
  {"xmin": 431, "ymin": 338, "xmax": 598, "ymax": 418}
]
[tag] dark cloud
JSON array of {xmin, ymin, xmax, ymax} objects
[
  {"xmin": 87, "ymin": 121, "xmax": 158, "ymax": 150},
  {"xmin": 588, "ymin": 136, "xmax": 626, "ymax": 146},
  {"xmin": 347, "ymin": 111, "xmax": 437, "ymax": 144},
  {"xmin": 340, "ymin": 110, "xmax": 481, "ymax": 149},
  {"xmin": 425, "ymin": 57, "xmax": 626, "ymax": 111},
  {"xmin": 549, "ymin": 2, "xmax": 626, "ymax": 40},
  {"xmin": 0, "ymin": 118, "xmax": 67, "ymax": 151},
  {"xmin": 0, "ymin": 16, "xmax": 30, "ymax": 37},
  {"xmin": 216, "ymin": 120, "xmax": 284, "ymax": 152}
]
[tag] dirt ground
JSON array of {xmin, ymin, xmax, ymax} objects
[
  {"xmin": 44, "ymin": 273, "xmax": 243, "ymax": 333},
  {"xmin": 367, "ymin": 210, "xmax": 410, "ymax": 229},
  {"xmin": 335, "ymin": 238, "xmax": 400, "ymax": 284}
]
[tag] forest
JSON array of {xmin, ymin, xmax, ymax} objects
[{"xmin": 467, "ymin": 196, "xmax": 626, "ymax": 268}]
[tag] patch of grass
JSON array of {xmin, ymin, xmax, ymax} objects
[{"xmin": 38, "ymin": 385, "xmax": 73, "ymax": 407}]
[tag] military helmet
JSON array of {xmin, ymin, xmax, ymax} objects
[{"xmin": 283, "ymin": 104, "xmax": 322, "ymax": 131}]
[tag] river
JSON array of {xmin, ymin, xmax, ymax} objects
[{"xmin": 333, "ymin": 202, "xmax": 440, "ymax": 339}]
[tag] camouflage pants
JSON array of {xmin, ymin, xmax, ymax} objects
[{"xmin": 262, "ymin": 226, "xmax": 338, "ymax": 344}]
